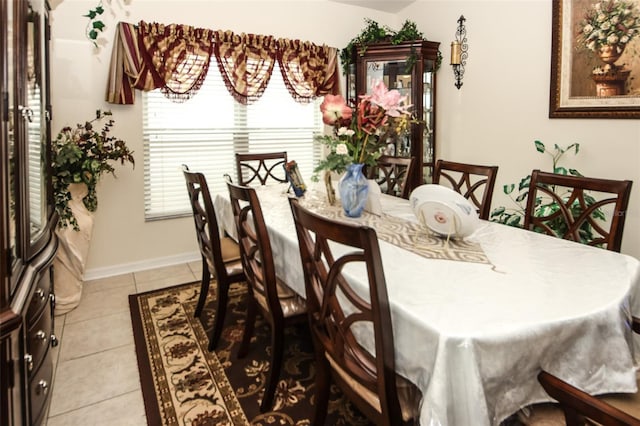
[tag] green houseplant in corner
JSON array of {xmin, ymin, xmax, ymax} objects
[
  {"xmin": 490, "ymin": 140, "xmax": 606, "ymax": 243},
  {"xmin": 52, "ymin": 109, "xmax": 134, "ymax": 315}
]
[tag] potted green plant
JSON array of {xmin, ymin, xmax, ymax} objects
[
  {"xmin": 490, "ymin": 140, "xmax": 605, "ymax": 243},
  {"xmin": 51, "ymin": 109, "xmax": 134, "ymax": 314},
  {"xmin": 52, "ymin": 109, "xmax": 135, "ymax": 230}
]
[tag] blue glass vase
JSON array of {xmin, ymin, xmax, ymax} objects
[{"xmin": 338, "ymin": 163, "xmax": 369, "ymax": 218}]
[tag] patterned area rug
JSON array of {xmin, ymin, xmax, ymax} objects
[{"xmin": 129, "ymin": 280, "xmax": 373, "ymax": 426}]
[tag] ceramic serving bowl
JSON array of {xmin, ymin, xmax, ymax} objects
[{"xmin": 409, "ymin": 184, "xmax": 479, "ymax": 238}]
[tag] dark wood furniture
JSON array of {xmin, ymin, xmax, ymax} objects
[
  {"xmin": 1, "ymin": 0, "xmax": 58, "ymax": 424},
  {"xmin": 346, "ymin": 40, "xmax": 440, "ymax": 190},
  {"xmin": 536, "ymin": 317, "xmax": 640, "ymax": 426},
  {"xmin": 182, "ymin": 165, "xmax": 244, "ymax": 351},
  {"xmin": 523, "ymin": 169, "xmax": 632, "ymax": 252},
  {"xmin": 226, "ymin": 182, "xmax": 306, "ymax": 412},
  {"xmin": 433, "ymin": 159, "xmax": 499, "ymax": 220},
  {"xmin": 289, "ymin": 198, "xmax": 421, "ymax": 426},
  {"xmin": 368, "ymin": 155, "xmax": 415, "ymax": 199},
  {"xmin": 235, "ymin": 151, "xmax": 288, "ymax": 186}
]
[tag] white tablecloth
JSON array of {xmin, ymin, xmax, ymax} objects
[{"xmin": 214, "ymin": 184, "xmax": 640, "ymax": 426}]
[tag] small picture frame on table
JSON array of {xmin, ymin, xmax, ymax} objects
[{"xmin": 284, "ymin": 160, "xmax": 307, "ymax": 197}]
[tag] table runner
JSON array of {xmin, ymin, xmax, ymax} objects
[{"xmin": 299, "ymin": 197, "xmax": 491, "ymax": 265}]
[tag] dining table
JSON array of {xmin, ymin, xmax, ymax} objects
[{"xmin": 213, "ymin": 182, "xmax": 640, "ymax": 426}]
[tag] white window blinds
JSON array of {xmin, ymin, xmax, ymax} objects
[{"xmin": 142, "ymin": 61, "xmax": 323, "ymax": 220}]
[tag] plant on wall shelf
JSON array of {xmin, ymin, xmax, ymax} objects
[
  {"xmin": 490, "ymin": 140, "xmax": 606, "ymax": 244},
  {"xmin": 340, "ymin": 18, "xmax": 442, "ymax": 75}
]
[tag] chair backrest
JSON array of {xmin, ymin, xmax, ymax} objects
[
  {"xmin": 226, "ymin": 181, "xmax": 283, "ymax": 318},
  {"xmin": 368, "ymin": 155, "xmax": 414, "ymax": 199},
  {"xmin": 235, "ymin": 151, "xmax": 288, "ymax": 186},
  {"xmin": 182, "ymin": 165, "xmax": 228, "ymax": 280},
  {"xmin": 537, "ymin": 317, "xmax": 640, "ymax": 426},
  {"xmin": 433, "ymin": 159, "xmax": 499, "ymax": 220},
  {"xmin": 288, "ymin": 197, "xmax": 403, "ymax": 423},
  {"xmin": 523, "ymin": 169, "xmax": 632, "ymax": 252}
]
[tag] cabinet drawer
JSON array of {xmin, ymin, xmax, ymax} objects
[
  {"xmin": 27, "ymin": 268, "xmax": 53, "ymax": 321},
  {"xmin": 26, "ymin": 302, "xmax": 53, "ymax": 376},
  {"xmin": 29, "ymin": 353, "xmax": 53, "ymax": 426}
]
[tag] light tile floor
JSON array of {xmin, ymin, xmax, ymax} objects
[{"xmin": 46, "ymin": 261, "xmax": 202, "ymax": 426}]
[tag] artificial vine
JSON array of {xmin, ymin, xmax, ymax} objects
[
  {"xmin": 84, "ymin": 1, "xmax": 106, "ymax": 46},
  {"xmin": 340, "ymin": 19, "xmax": 442, "ymax": 75}
]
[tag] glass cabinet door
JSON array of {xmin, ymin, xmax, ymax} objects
[
  {"xmin": 3, "ymin": 0, "xmax": 19, "ymax": 278},
  {"xmin": 347, "ymin": 40, "xmax": 440, "ymax": 191},
  {"xmin": 363, "ymin": 58, "xmax": 414, "ymax": 158},
  {"xmin": 24, "ymin": 0, "xmax": 48, "ymax": 255}
]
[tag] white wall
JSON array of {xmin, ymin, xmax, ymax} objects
[{"xmin": 50, "ymin": 0, "xmax": 640, "ymax": 279}]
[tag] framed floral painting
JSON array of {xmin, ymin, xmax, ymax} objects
[{"xmin": 550, "ymin": 0, "xmax": 640, "ymax": 118}]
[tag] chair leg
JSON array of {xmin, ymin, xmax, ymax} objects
[
  {"xmin": 260, "ymin": 325, "xmax": 284, "ymax": 413},
  {"xmin": 312, "ymin": 350, "xmax": 331, "ymax": 426},
  {"xmin": 207, "ymin": 281, "xmax": 229, "ymax": 351},
  {"xmin": 194, "ymin": 264, "xmax": 211, "ymax": 318},
  {"xmin": 237, "ymin": 294, "xmax": 257, "ymax": 359}
]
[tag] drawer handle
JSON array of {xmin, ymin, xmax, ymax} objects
[
  {"xmin": 35, "ymin": 330, "xmax": 48, "ymax": 343},
  {"xmin": 24, "ymin": 354, "xmax": 33, "ymax": 372},
  {"xmin": 50, "ymin": 334, "xmax": 59, "ymax": 347},
  {"xmin": 35, "ymin": 288, "xmax": 46, "ymax": 301},
  {"xmin": 37, "ymin": 380, "xmax": 49, "ymax": 395}
]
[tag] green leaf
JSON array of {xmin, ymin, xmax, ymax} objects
[
  {"xmin": 503, "ymin": 183, "xmax": 515, "ymax": 195},
  {"xmin": 84, "ymin": 10, "xmax": 97, "ymax": 19},
  {"xmin": 518, "ymin": 175, "xmax": 531, "ymax": 191},
  {"xmin": 95, "ymin": 6, "xmax": 104, "ymax": 14},
  {"xmin": 92, "ymin": 21, "xmax": 105, "ymax": 31},
  {"xmin": 506, "ymin": 215, "xmax": 522, "ymax": 227},
  {"xmin": 534, "ymin": 140, "xmax": 545, "ymax": 153},
  {"xmin": 491, "ymin": 206, "xmax": 505, "ymax": 216},
  {"xmin": 89, "ymin": 29, "xmax": 98, "ymax": 40},
  {"xmin": 568, "ymin": 168, "xmax": 582, "ymax": 176},
  {"xmin": 554, "ymin": 166, "xmax": 568, "ymax": 175},
  {"xmin": 515, "ymin": 192, "xmax": 528, "ymax": 203}
]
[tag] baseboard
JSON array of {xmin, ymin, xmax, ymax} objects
[{"xmin": 83, "ymin": 251, "xmax": 201, "ymax": 281}]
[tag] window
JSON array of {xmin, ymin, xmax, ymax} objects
[{"xmin": 142, "ymin": 61, "xmax": 323, "ymax": 220}]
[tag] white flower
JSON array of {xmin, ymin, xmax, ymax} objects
[
  {"xmin": 583, "ymin": 24, "xmax": 594, "ymax": 33},
  {"xmin": 607, "ymin": 34, "xmax": 619, "ymax": 44},
  {"xmin": 621, "ymin": 35, "xmax": 630, "ymax": 43},
  {"xmin": 335, "ymin": 143, "xmax": 349, "ymax": 155},
  {"xmin": 611, "ymin": 15, "xmax": 619, "ymax": 24},
  {"xmin": 337, "ymin": 127, "xmax": 354, "ymax": 137},
  {"xmin": 597, "ymin": 13, "xmax": 607, "ymax": 22}
]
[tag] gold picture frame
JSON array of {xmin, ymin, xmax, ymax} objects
[{"xmin": 550, "ymin": 0, "xmax": 640, "ymax": 118}]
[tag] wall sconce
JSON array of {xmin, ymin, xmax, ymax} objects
[{"xmin": 450, "ymin": 15, "xmax": 467, "ymax": 89}]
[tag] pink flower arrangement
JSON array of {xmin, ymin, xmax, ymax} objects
[{"xmin": 313, "ymin": 80, "xmax": 412, "ymax": 178}]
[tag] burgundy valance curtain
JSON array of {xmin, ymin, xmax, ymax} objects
[{"xmin": 106, "ymin": 21, "xmax": 340, "ymax": 105}]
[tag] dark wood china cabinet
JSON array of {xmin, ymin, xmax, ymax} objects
[
  {"xmin": 1, "ymin": 0, "xmax": 58, "ymax": 424},
  {"xmin": 346, "ymin": 40, "xmax": 440, "ymax": 192}
]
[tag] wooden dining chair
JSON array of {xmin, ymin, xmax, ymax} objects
[
  {"xmin": 433, "ymin": 159, "xmax": 499, "ymax": 220},
  {"xmin": 226, "ymin": 181, "xmax": 307, "ymax": 412},
  {"xmin": 368, "ymin": 155, "xmax": 415, "ymax": 199},
  {"xmin": 534, "ymin": 316, "xmax": 640, "ymax": 426},
  {"xmin": 235, "ymin": 151, "xmax": 288, "ymax": 186},
  {"xmin": 523, "ymin": 169, "xmax": 632, "ymax": 252},
  {"xmin": 182, "ymin": 165, "xmax": 245, "ymax": 351},
  {"xmin": 289, "ymin": 197, "xmax": 421, "ymax": 426}
]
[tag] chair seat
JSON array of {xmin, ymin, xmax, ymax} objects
[
  {"xmin": 252, "ymin": 276, "xmax": 306, "ymax": 318},
  {"xmin": 221, "ymin": 236, "xmax": 241, "ymax": 262},
  {"xmin": 599, "ymin": 388, "xmax": 640, "ymax": 419},
  {"xmin": 326, "ymin": 352, "xmax": 421, "ymax": 422},
  {"xmin": 517, "ymin": 402, "xmax": 565, "ymax": 425},
  {"xmin": 521, "ymin": 377, "xmax": 640, "ymax": 425}
]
